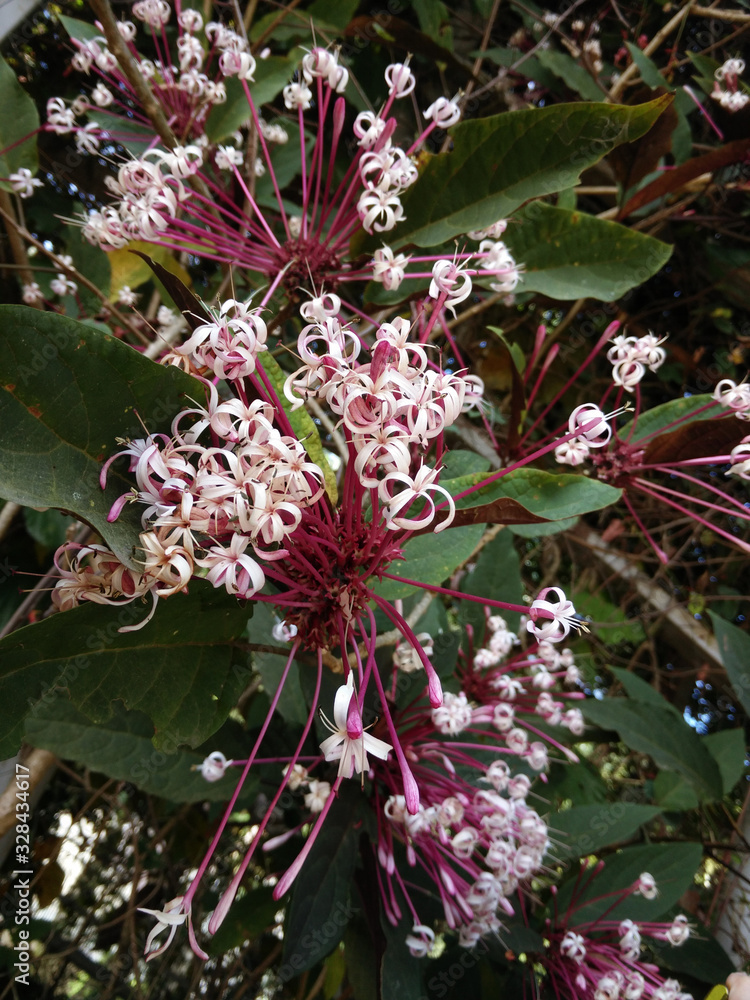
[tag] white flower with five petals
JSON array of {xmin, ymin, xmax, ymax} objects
[{"xmin": 319, "ymin": 674, "xmax": 392, "ymax": 778}]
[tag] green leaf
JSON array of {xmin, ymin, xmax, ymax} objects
[
  {"xmin": 205, "ymin": 59, "xmax": 293, "ymax": 142},
  {"xmin": 703, "ymin": 728, "xmax": 747, "ymax": 793},
  {"xmin": 373, "ymin": 524, "xmax": 485, "ymax": 600},
  {"xmin": 208, "ymin": 884, "xmax": 280, "ymax": 956},
  {"xmin": 87, "ymin": 109, "xmax": 154, "ymax": 155},
  {"xmin": 24, "ymin": 697, "xmax": 249, "ymax": 802},
  {"xmin": 283, "ymin": 784, "xmax": 360, "ymax": 973},
  {"xmin": 0, "ymin": 582, "xmax": 251, "ymax": 757},
  {"xmin": 381, "ymin": 910, "xmax": 425, "ymax": 1000},
  {"xmin": 653, "ymin": 770, "xmax": 699, "ymax": 811},
  {"xmin": 510, "ymin": 516, "xmax": 579, "ymax": 538},
  {"xmin": 368, "ymin": 96, "xmax": 672, "ymax": 250},
  {"xmin": 551, "ymin": 803, "xmax": 662, "ymax": 860},
  {"xmin": 0, "ymin": 306, "xmax": 199, "ymax": 567},
  {"xmin": 259, "ymin": 351, "xmax": 337, "ymax": 503},
  {"xmin": 618, "ymin": 394, "xmax": 715, "ymax": 443},
  {"xmin": 503, "ymin": 202, "xmax": 672, "ymax": 300},
  {"xmin": 251, "ymin": 605, "xmax": 310, "ymax": 728},
  {"xmin": 547, "ymin": 759, "xmax": 609, "ymax": 807},
  {"xmin": 459, "ymin": 529, "xmax": 524, "ymax": 633},
  {"xmin": 649, "ymin": 926, "xmax": 735, "ymax": 986},
  {"xmin": 625, "ymin": 43, "xmax": 673, "ymax": 91},
  {"xmin": 608, "ymin": 666, "xmax": 678, "ymax": 712},
  {"xmin": 308, "ymin": 0, "xmax": 360, "ymax": 31},
  {"xmin": 445, "ymin": 467, "xmax": 622, "ymax": 520},
  {"xmin": 710, "ymin": 613, "xmax": 750, "ymax": 716},
  {"xmin": 556, "ymin": 842, "xmax": 703, "ymax": 924},
  {"xmin": 58, "ymin": 13, "xmax": 103, "ymax": 43},
  {"xmin": 0, "ymin": 55, "xmax": 39, "ymax": 186},
  {"xmin": 582, "ymin": 699, "xmax": 722, "ymax": 801},
  {"xmin": 535, "ymin": 49, "xmax": 603, "ymax": 101},
  {"xmin": 23, "ymin": 508, "xmax": 75, "ymax": 549},
  {"xmin": 68, "ymin": 230, "xmax": 112, "ymax": 317},
  {"xmin": 652, "ymin": 729, "xmax": 745, "ymax": 809},
  {"xmin": 441, "ymin": 449, "xmax": 491, "ymax": 479}
]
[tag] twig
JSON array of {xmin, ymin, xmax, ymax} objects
[
  {"xmin": 691, "ymin": 5, "xmax": 750, "ymax": 22},
  {"xmin": 0, "ymin": 203, "xmax": 150, "ymax": 344},
  {"xmin": 88, "ymin": 0, "xmax": 178, "ymax": 152},
  {"xmin": 608, "ymin": 3, "xmax": 694, "ymax": 102},
  {"xmin": 0, "ymin": 189, "xmax": 37, "ymax": 290}
]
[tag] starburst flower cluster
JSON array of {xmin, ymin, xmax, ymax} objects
[
  {"xmin": 360, "ymin": 602, "xmax": 588, "ymax": 950},
  {"xmin": 48, "ymin": 5, "xmax": 252, "ymax": 149},
  {"xmin": 712, "ymin": 58, "xmax": 749, "ymax": 112},
  {"xmin": 606, "ymin": 332, "xmax": 667, "ymax": 393},
  {"xmin": 46, "ymin": 5, "xmax": 520, "ymax": 332},
  {"xmin": 539, "ymin": 864, "xmax": 694, "ymax": 1000},
  {"xmin": 542, "ymin": 324, "xmax": 750, "ymax": 562},
  {"xmin": 51, "ymin": 290, "xmax": 486, "ymax": 632}
]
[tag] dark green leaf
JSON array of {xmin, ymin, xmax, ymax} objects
[
  {"xmin": 459, "ymin": 529, "xmax": 524, "ymax": 633},
  {"xmin": 381, "ymin": 910, "xmax": 424, "ymax": 1000},
  {"xmin": 710, "ymin": 613, "xmax": 750, "ymax": 716},
  {"xmin": 546, "ymin": 759, "xmax": 609, "ymax": 807},
  {"xmin": 618, "ymin": 394, "xmax": 715, "ymax": 443},
  {"xmin": 653, "ymin": 770, "xmax": 699, "ymax": 811},
  {"xmin": 283, "ymin": 784, "xmax": 360, "ymax": 972},
  {"xmin": 556, "ymin": 842, "xmax": 703, "ymax": 924},
  {"xmin": 0, "ymin": 306, "xmax": 199, "ymax": 567},
  {"xmin": 703, "ymin": 728, "xmax": 747, "ymax": 793},
  {"xmin": 373, "ymin": 524, "xmax": 484, "ymax": 600},
  {"xmin": 24, "ymin": 697, "xmax": 250, "ymax": 802},
  {"xmin": 23, "ymin": 508, "xmax": 75, "ymax": 549},
  {"xmin": 652, "ymin": 729, "xmax": 745, "ymax": 809},
  {"xmin": 343, "ymin": 920, "xmax": 379, "ymax": 1000},
  {"xmin": 535, "ymin": 49, "xmax": 603, "ymax": 100},
  {"xmin": 366, "ymin": 96, "xmax": 672, "ymax": 250},
  {"xmin": 0, "ymin": 582, "xmax": 251, "ymax": 757},
  {"xmin": 308, "ymin": 0, "xmax": 360, "ymax": 31},
  {"xmin": 608, "ymin": 666, "xmax": 679, "ymax": 714},
  {"xmin": 208, "ymin": 885, "xmax": 279, "ymax": 955},
  {"xmin": 503, "ymin": 202, "xmax": 672, "ymax": 300},
  {"xmin": 58, "ymin": 13, "xmax": 103, "ymax": 43},
  {"xmin": 251, "ymin": 606, "xmax": 310, "ymax": 728},
  {"xmin": 445, "ymin": 467, "xmax": 621, "ymax": 521},
  {"xmin": 551, "ymin": 803, "xmax": 662, "ymax": 860},
  {"xmin": 582, "ymin": 699, "xmax": 722, "ymax": 801},
  {"xmin": 0, "ymin": 55, "xmax": 39, "ymax": 185},
  {"xmin": 649, "ymin": 926, "xmax": 735, "ymax": 986}
]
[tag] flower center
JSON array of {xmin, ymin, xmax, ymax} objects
[
  {"xmin": 278, "ymin": 514, "xmax": 396, "ymax": 652},
  {"xmin": 272, "ymin": 237, "xmax": 343, "ymax": 294}
]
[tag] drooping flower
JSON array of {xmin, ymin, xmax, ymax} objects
[{"xmin": 319, "ymin": 673, "xmax": 393, "ymax": 778}]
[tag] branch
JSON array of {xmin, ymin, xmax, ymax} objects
[{"xmin": 608, "ymin": 3, "xmax": 694, "ymax": 102}]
